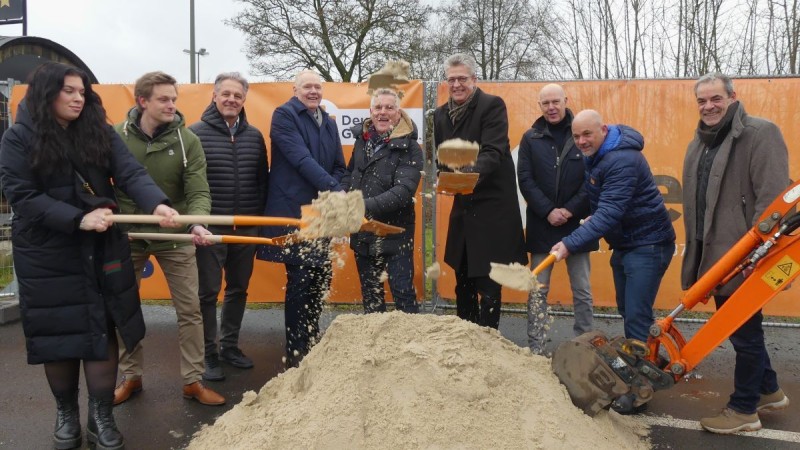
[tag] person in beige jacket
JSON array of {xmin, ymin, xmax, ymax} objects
[{"xmin": 682, "ymin": 72, "xmax": 790, "ymax": 434}]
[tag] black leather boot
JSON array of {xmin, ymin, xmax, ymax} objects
[
  {"xmin": 53, "ymin": 391, "xmax": 81, "ymax": 449},
  {"xmin": 87, "ymin": 394, "xmax": 124, "ymax": 450}
]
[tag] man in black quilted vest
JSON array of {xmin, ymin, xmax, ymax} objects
[{"xmin": 189, "ymin": 72, "xmax": 269, "ymax": 381}]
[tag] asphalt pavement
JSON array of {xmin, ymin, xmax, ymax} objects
[{"xmin": 1, "ymin": 303, "xmax": 800, "ymax": 449}]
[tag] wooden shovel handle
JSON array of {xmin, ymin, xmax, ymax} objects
[
  {"xmin": 127, "ymin": 232, "xmax": 279, "ymax": 246},
  {"xmin": 111, "ymin": 214, "xmax": 302, "ymax": 228}
]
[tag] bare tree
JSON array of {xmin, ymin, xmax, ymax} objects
[
  {"xmin": 228, "ymin": 0, "xmax": 428, "ymax": 81},
  {"xmin": 767, "ymin": 0, "xmax": 800, "ymax": 74},
  {"xmin": 435, "ymin": 0, "xmax": 557, "ymax": 80}
]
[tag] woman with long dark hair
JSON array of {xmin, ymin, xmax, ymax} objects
[{"xmin": 0, "ymin": 62, "xmax": 178, "ymax": 449}]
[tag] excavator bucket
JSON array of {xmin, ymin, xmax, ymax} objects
[
  {"xmin": 551, "ymin": 331, "xmax": 630, "ymax": 416},
  {"xmin": 552, "ymin": 331, "xmax": 674, "ymax": 417}
]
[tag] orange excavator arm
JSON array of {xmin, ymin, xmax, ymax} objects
[
  {"xmin": 553, "ymin": 179, "xmax": 800, "ymax": 416},
  {"xmin": 649, "ymin": 180, "xmax": 800, "ymax": 378}
]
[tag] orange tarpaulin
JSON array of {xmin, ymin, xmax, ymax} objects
[
  {"xmin": 10, "ymin": 78, "xmax": 800, "ymax": 315},
  {"xmin": 434, "ymin": 79, "xmax": 800, "ymax": 316},
  {"xmin": 10, "ymin": 81, "xmax": 426, "ymax": 304}
]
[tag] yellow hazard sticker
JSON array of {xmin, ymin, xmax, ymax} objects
[{"xmin": 761, "ymin": 255, "xmax": 800, "ymax": 290}]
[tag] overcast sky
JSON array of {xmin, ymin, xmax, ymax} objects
[{"xmin": 4, "ymin": 0, "xmax": 258, "ymax": 84}]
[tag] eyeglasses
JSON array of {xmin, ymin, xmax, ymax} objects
[{"xmin": 446, "ymin": 76, "xmax": 472, "ymax": 86}]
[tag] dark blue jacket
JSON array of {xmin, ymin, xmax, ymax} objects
[
  {"xmin": 563, "ymin": 125, "xmax": 675, "ymax": 253},
  {"xmin": 517, "ymin": 110, "xmax": 595, "ymax": 253},
  {"xmin": 257, "ymin": 96, "xmax": 346, "ymax": 266}
]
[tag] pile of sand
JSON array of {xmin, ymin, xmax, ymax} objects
[{"xmin": 188, "ymin": 313, "xmax": 648, "ymax": 449}]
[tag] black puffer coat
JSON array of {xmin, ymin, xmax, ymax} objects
[
  {"xmin": 0, "ymin": 102, "xmax": 168, "ymax": 364},
  {"xmin": 341, "ymin": 110, "xmax": 423, "ymax": 256},
  {"xmin": 189, "ymin": 102, "xmax": 268, "ymax": 217}
]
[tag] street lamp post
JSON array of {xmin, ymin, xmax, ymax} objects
[
  {"xmin": 196, "ymin": 48, "xmax": 209, "ymax": 82},
  {"xmin": 182, "ymin": 48, "xmax": 209, "ymax": 83}
]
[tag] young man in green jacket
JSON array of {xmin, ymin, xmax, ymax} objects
[{"xmin": 112, "ymin": 71, "xmax": 225, "ymax": 406}]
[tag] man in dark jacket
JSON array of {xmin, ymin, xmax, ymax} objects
[
  {"xmin": 684, "ymin": 73, "xmax": 790, "ymax": 434},
  {"xmin": 342, "ymin": 87, "xmax": 423, "ymax": 314},
  {"xmin": 552, "ymin": 109, "xmax": 675, "ymax": 341},
  {"xmin": 517, "ymin": 84, "xmax": 594, "ymax": 354},
  {"xmin": 256, "ymin": 70, "xmax": 346, "ymax": 368},
  {"xmin": 551, "ymin": 109, "xmax": 675, "ymax": 413},
  {"xmin": 189, "ymin": 72, "xmax": 269, "ymax": 381},
  {"xmin": 434, "ymin": 53, "xmax": 527, "ymax": 329}
]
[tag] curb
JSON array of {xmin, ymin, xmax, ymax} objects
[{"xmin": 0, "ymin": 295, "xmax": 19, "ymax": 325}]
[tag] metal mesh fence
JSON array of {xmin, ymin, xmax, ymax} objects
[{"xmin": 0, "ymin": 80, "xmax": 14, "ymax": 296}]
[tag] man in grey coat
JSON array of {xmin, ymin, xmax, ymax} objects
[{"xmin": 683, "ymin": 73, "xmax": 790, "ymax": 434}]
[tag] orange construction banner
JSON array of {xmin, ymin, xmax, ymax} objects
[{"xmin": 10, "ymin": 80, "xmax": 426, "ymax": 304}]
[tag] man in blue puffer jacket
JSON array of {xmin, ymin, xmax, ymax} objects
[
  {"xmin": 551, "ymin": 109, "xmax": 675, "ymax": 414},
  {"xmin": 552, "ymin": 109, "xmax": 675, "ymax": 341}
]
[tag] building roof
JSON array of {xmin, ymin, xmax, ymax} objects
[{"xmin": 0, "ymin": 35, "xmax": 98, "ymax": 84}]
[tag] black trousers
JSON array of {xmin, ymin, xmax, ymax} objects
[
  {"xmin": 284, "ymin": 262, "xmax": 332, "ymax": 364},
  {"xmin": 454, "ymin": 256, "xmax": 502, "ymax": 329},
  {"xmin": 196, "ymin": 226, "xmax": 257, "ymax": 357}
]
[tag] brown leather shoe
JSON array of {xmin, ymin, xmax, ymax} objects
[
  {"xmin": 113, "ymin": 377, "xmax": 142, "ymax": 405},
  {"xmin": 182, "ymin": 381, "xmax": 225, "ymax": 406}
]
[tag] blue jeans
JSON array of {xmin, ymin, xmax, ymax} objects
[
  {"xmin": 355, "ymin": 252, "xmax": 418, "ymax": 314},
  {"xmin": 715, "ymin": 295, "xmax": 780, "ymax": 414},
  {"xmin": 609, "ymin": 243, "xmax": 674, "ymax": 341}
]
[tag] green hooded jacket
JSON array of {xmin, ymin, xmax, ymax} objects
[{"xmin": 114, "ymin": 107, "xmax": 211, "ymax": 252}]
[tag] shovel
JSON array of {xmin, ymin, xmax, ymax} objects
[
  {"xmin": 436, "ymin": 172, "xmax": 480, "ymax": 195},
  {"xmin": 299, "ymin": 205, "xmax": 405, "ymax": 237},
  {"xmin": 489, "ymin": 253, "xmax": 557, "ymax": 291},
  {"xmin": 127, "ymin": 232, "xmax": 284, "ymax": 246},
  {"xmin": 111, "ymin": 213, "xmax": 304, "ymax": 228},
  {"xmin": 436, "ymin": 139, "xmax": 480, "ymax": 195},
  {"xmin": 112, "ymin": 213, "xmax": 404, "ymax": 238}
]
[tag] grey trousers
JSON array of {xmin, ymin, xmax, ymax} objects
[{"xmin": 527, "ymin": 251, "xmax": 593, "ymax": 353}]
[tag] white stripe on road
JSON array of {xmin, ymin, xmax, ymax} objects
[{"xmin": 640, "ymin": 415, "xmax": 800, "ymax": 443}]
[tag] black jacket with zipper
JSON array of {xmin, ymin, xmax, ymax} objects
[
  {"xmin": 517, "ymin": 109, "xmax": 595, "ymax": 253},
  {"xmin": 189, "ymin": 102, "xmax": 268, "ymax": 217},
  {"xmin": 341, "ymin": 111, "xmax": 423, "ymax": 256}
]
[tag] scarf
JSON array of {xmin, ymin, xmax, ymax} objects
[
  {"xmin": 696, "ymin": 101, "xmax": 739, "ymax": 148},
  {"xmin": 362, "ymin": 123, "xmax": 391, "ymax": 159},
  {"xmin": 448, "ymin": 88, "xmax": 477, "ymax": 125}
]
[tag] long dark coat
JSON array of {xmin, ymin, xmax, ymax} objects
[
  {"xmin": 0, "ymin": 102, "xmax": 168, "ymax": 364},
  {"xmin": 256, "ymin": 96, "xmax": 346, "ymax": 266},
  {"xmin": 434, "ymin": 88, "xmax": 527, "ymax": 277}
]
